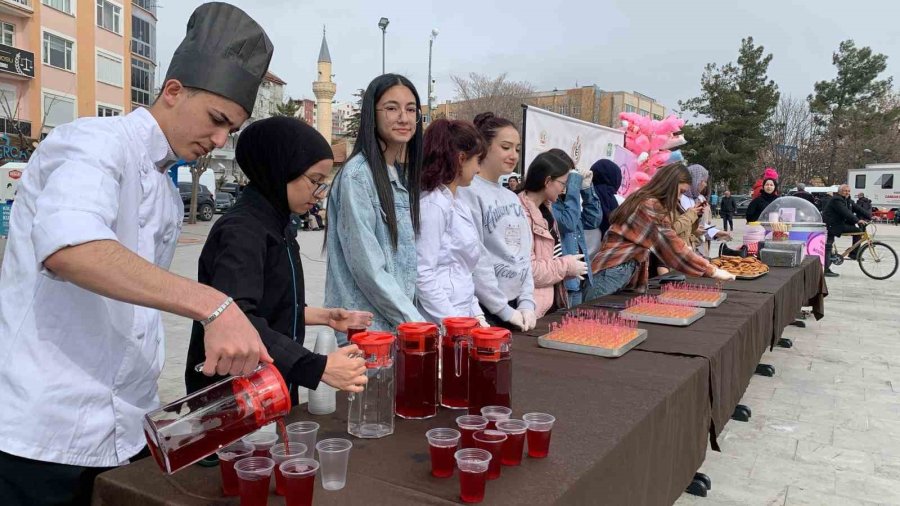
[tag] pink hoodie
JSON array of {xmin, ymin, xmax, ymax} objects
[{"xmin": 519, "ymin": 193, "xmax": 569, "ymax": 318}]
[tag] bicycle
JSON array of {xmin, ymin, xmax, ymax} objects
[{"xmin": 830, "ymin": 223, "xmax": 898, "ymax": 280}]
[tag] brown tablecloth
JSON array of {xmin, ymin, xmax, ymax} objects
[{"xmin": 94, "ymin": 352, "xmax": 710, "ymax": 506}]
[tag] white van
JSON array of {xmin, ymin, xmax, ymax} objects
[{"xmin": 847, "ymin": 164, "xmax": 900, "ymax": 210}]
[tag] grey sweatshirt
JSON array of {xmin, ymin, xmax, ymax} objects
[{"xmin": 457, "ymin": 175, "xmax": 536, "ymax": 321}]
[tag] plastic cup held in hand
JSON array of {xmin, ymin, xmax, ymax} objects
[
  {"xmin": 480, "ymin": 405, "xmax": 511, "ymax": 430},
  {"xmin": 455, "ymin": 448, "xmax": 491, "ymax": 504},
  {"xmin": 270, "ymin": 442, "xmax": 307, "ymax": 496},
  {"xmin": 523, "ymin": 412, "xmax": 556, "ymax": 458},
  {"xmin": 242, "ymin": 430, "xmax": 279, "ymax": 458},
  {"xmin": 472, "ymin": 429, "xmax": 506, "ymax": 480},
  {"xmin": 316, "ymin": 438, "xmax": 352, "ymax": 490},
  {"xmin": 456, "ymin": 415, "xmax": 488, "ymax": 449},
  {"xmin": 234, "ymin": 457, "xmax": 275, "ymax": 506},
  {"xmin": 215, "ymin": 440, "xmax": 254, "ymax": 496},
  {"xmin": 495, "ymin": 419, "xmax": 528, "ymax": 466},
  {"xmin": 286, "ymin": 421, "xmax": 319, "ymax": 458},
  {"xmin": 280, "ymin": 458, "xmax": 319, "ymax": 506},
  {"xmin": 426, "ymin": 428, "xmax": 461, "ymax": 478}
]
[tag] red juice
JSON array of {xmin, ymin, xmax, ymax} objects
[
  {"xmin": 441, "ymin": 340, "xmax": 469, "ymax": 409},
  {"xmin": 459, "ymin": 469, "xmax": 487, "ymax": 503},
  {"xmin": 277, "ymin": 419, "xmax": 290, "ymax": 454},
  {"xmin": 500, "ymin": 432, "xmax": 526, "ymax": 466},
  {"xmin": 274, "ymin": 466, "xmax": 286, "ymax": 496},
  {"xmin": 467, "ymin": 356, "xmax": 511, "ymax": 415},
  {"xmin": 396, "ymin": 326, "xmax": 439, "ymax": 419},
  {"xmin": 429, "ymin": 444, "xmax": 457, "ymax": 478},
  {"xmin": 145, "ymin": 412, "xmax": 259, "ymax": 474},
  {"xmin": 284, "ymin": 473, "xmax": 316, "ymax": 506},
  {"xmin": 218, "ymin": 458, "xmax": 240, "ymax": 496},
  {"xmin": 237, "ymin": 475, "xmax": 270, "ymax": 506},
  {"xmin": 527, "ymin": 429, "xmax": 552, "ymax": 458},
  {"xmin": 346, "ymin": 326, "xmax": 366, "ymax": 341},
  {"xmin": 458, "ymin": 427, "xmax": 477, "ymax": 449}
]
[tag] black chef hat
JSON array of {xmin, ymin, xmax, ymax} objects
[{"xmin": 164, "ymin": 2, "xmax": 273, "ymax": 115}]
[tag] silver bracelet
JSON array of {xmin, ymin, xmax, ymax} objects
[{"xmin": 200, "ymin": 297, "xmax": 234, "ymax": 328}]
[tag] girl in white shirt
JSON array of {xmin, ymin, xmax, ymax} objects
[{"xmin": 416, "ymin": 119, "xmax": 487, "ymax": 324}]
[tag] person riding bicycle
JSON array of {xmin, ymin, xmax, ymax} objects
[{"xmin": 823, "ymin": 184, "xmax": 871, "ymax": 277}]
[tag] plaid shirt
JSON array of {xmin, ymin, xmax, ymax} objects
[{"xmin": 591, "ymin": 198, "xmax": 715, "ymax": 288}]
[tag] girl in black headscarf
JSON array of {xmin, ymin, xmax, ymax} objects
[
  {"xmin": 746, "ymin": 178, "xmax": 779, "ymax": 223},
  {"xmin": 185, "ymin": 116, "xmax": 371, "ymax": 402},
  {"xmin": 590, "ymin": 159, "xmax": 622, "ymax": 237}
]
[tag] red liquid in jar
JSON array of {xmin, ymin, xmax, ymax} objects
[
  {"xmin": 441, "ymin": 338, "xmax": 468, "ymax": 409},
  {"xmin": 218, "ymin": 458, "xmax": 240, "ymax": 496},
  {"xmin": 458, "ymin": 427, "xmax": 477, "ymax": 449},
  {"xmin": 500, "ymin": 432, "xmax": 526, "ymax": 466},
  {"xmin": 277, "ymin": 419, "xmax": 290, "ymax": 454},
  {"xmin": 145, "ymin": 412, "xmax": 259, "ymax": 474},
  {"xmin": 527, "ymin": 429, "xmax": 552, "ymax": 458},
  {"xmin": 429, "ymin": 444, "xmax": 457, "ymax": 478},
  {"xmin": 238, "ymin": 475, "xmax": 271, "ymax": 506},
  {"xmin": 459, "ymin": 468, "xmax": 487, "ymax": 503},
  {"xmin": 284, "ymin": 473, "xmax": 316, "ymax": 506},
  {"xmin": 396, "ymin": 333, "xmax": 439, "ymax": 419},
  {"xmin": 467, "ymin": 355, "xmax": 511, "ymax": 415}
]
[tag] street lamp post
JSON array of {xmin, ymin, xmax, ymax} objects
[
  {"xmin": 427, "ymin": 29, "xmax": 438, "ymax": 123},
  {"xmin": 378, "ymin": 17, "xmax": 389, "ymax": 74}
]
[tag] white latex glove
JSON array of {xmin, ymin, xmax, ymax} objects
[
  {"xmin": 475, "ymin": 315, "xmax": 489, "ymax": 328},
  {"xmin": 579, "ymin": 168, "xmax": 593, "ymax": 189},
  {"xmin": 521, "ymin": 309, "xmax": 537, "ymax": 331},
  {"xmin": 507, "ymin": 310, "xmax": 526, "ymax": 332},
  {"xmin": 711, "ymin": 268, "xmax": 736, "ymax": 281},
  {"xmin": 564, "ymin": 254, "xmax": 587, "ymax": 280}
]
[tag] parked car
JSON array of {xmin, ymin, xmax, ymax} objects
[
  {"xmin": 219, "ymin": 182, "xmax": 242, "ymax": 198},
  {"xmin": 735, "ymin": 198, "xmax": 752, "ymax": 218},
  {"xmin": 215, "ymin": 192, "xmax": 235, "ymax": 213},
  {"xmin": 177, "ymin": 182, "xmax": 215, "ymax": 221}
]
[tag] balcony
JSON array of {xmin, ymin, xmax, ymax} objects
[{"xmin": 0, "ymin": 0, "xmax": 33, "ymax": 17}]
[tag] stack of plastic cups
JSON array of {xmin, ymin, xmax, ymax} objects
[{"xmin": 309, "ymin": 330, "xmax": 337, "ymax": 415}]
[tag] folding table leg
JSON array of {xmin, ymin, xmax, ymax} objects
[
  {"xmin": 755, "ymin": 364, "xmax": 775, "ymax": 377},
  {"xmin": 777, "ymin": 338, "xmax": 794, "ymax": 348}
]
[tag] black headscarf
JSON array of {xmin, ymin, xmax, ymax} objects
[
  {"xmin": 590, "ymin": 159, "xmax": 622, "ymax": 235},
  {"xmin": 235, "ymin": 116, "xmax": 334, "ymax": 221}
]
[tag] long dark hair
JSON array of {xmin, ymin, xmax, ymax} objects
[
  {"xmin": 344, "ymin": 73, "xmax": 424, "ymax": 248},
  {"xmin": 421, "ymin": 119, "xmax": 485, "ymax": 192},
  {"xmin": 522, "ymin": 151, "xmax": 570, "ymax": 193},
  {"xmin": 611, "ymin": 163, "xmax": 691, "ymax": 226},
  {"xmin": 474, "ymin": 111, "xmax": 517, "ymax": 160}
]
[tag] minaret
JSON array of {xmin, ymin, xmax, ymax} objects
[{"xmin": 313, "ymin": 27, "xmax": 336, "ymax": 143}]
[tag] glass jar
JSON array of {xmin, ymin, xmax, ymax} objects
[
  {"xmin": 467, "ymin": 327, "xmax": 512, "ymax": 415},
  {"xmin": 441, "ymin": 317, "xmax": 480, "ymax": 409},
  {"xmin": 347, "ymin": 331, "xmax": 395, "ymax": 438},
  {"xmin": 395, "ymin": 322, "xmax": 440, "ymax": 419}
]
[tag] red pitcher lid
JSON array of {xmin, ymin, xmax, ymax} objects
[
  {"xmin": 396, "ymin": 322, "xmax": 438, "ymax": 352},
  {"xmin": 469, "ymin": 327, "xmax": 511, "ymax": 361},
  {"xmin": 442, "ymin": 317, "xmax": 479, "ymax": 335},
  {"xmin": 351, "ymin": 331, "xmax": 395, "ymax": 368},
  {"xmin": 233, "ymin": 363, "xmax": 291, "ymax": 427}
]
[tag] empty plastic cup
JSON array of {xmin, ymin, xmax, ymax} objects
[
  {"xmin": 426, "ymin": 428, "xmax": 461, "ymax": 478},
  {"xmin": 523, "ymin": 412, "xmax": 556, "ymax": 458},
  {"xmin": 215, "ymin": 440, "xmax": 254, "ymax": 496},
  {"xmin": 280, "ymin": 458, "xmax": 319, "ymax": 506},
  {"xmin": 234, "ymin": 457, "xmax": 275, "ymax": 506},
  {"xmin": 455, "ymin": 448, "xmax": 491, "ymax": 504},
  {"xmin": 316, "ymin": 438, "xmax": 353, "ymax": 490},
  {"xmin": 270, "ymin": 442, "xmax": 308, "ymax": 496},
  {"xmin": 242, "ymin": 430, "xmax": 279, "ymax": 458},
  {"xmin": 480, "ymin": 406, "xmax": 512, "ymax": 430},
  {"xmin": 472, "ymin": 430, "xmax": 506, "ymax": 480},
  {"xmin": 495, "ymin": 419, "xmax": 528, "ymax": 466},
  {"xmin": 286, "ymin": 421, "xmax": 319, "ymax": 458},
  {"xmin": 456, "ymin": 415, "xmax": 488, "ymax": 449}
]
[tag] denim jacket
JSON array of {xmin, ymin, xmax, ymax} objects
[
  {"xmin": 325, "ymin": 153, "xmax": 422, "ymax": 341},
  {"xmin": 551, "ymin": 171, "xmax": 602, "ymax": 291}
]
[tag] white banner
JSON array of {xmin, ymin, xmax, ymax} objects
[{"xmin": 522, "ymin": 105, "xmax": 624, "ymax": 174}]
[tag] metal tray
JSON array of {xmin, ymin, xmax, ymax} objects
[
  {"xmin": 537, "ymin": 328, "xmax": 648, "ymax": 358},
  {"xmin": 657, "ymin": 291, "xmax": 727, "ymax": 308},
  {"xmin": 620, "ymin": 307, "xmax": 706, "ymax": 326},
  {"xmin": 735, "ymin": 270, "xmax": 768, "ymax": 280}
]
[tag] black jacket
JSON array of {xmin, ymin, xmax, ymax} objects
[
  {"xmin": 745, "ymin": 195, "xmax": 778, "ymax": 223},
  {"xmin": 185, "ymin": 187, "xmax": 327, "ymax": 398},
  {"xmin": 823, "ymin": 195, "xmax": 872, "ymax": 234},
  {"xmin": 719, "ymin": 196, "xmax": 737, "ymax": 215},
  {"xmin": 793, "ymin": 191, "xmax": 816, "ymax": 206},
  {"xmin": 856, "ymin": 196, "xmax": 873, "ymax": 214}
]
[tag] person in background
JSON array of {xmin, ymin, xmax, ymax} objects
[
  {"xmin": 678, "ymin": 164, "xmax": 730, "ymax": 251},
  {"xmin": 0, "ymin": 4, "xmax": 274, "ymax": 504},
  {"xmin": 793, "ymin": 183, "xmax": 816, "ymax": 206},
  {"xmin": 306, "ymin": 203, "xmax": 324, "ymax": 230},
  {"xmin": 590, "ymin": 159, "xmax": 622, "ymax": 238},
  {"xmin": 823, "ymin": 184, "xmax": 871, "ymax": 276},
  {"xmin": 588, "ymin": 164, "xmax": 736, "ymax": 299},
  {"xmin": 184, "ymin": 117, "xmax": 370, "ymax": 403},
  {"xmin": 856, "ymin": 192, "xmax": 873, "ymax": 215},
  {"xmin": 458, "ymin": 112, "xmax": 536, "ymax": 332},
  {"xmin": 746, "ymin": 178, "xmax": 779, "ymax": 223},
  {"xmin": 507, "ymin": 175, "xmax": 520, "ymax": 192},
  {"xmin": 548, "ymin": 150, "xmax": 601, "ymax": 307},
  {"xmin": 710, "ymin": 190, "xmax": 720, "ymax": 218},
  {"xmin": 325, "ymin": 74, "xmax": 425, "ymax": 342},
  {"xmin": 415, "ymin": 119, "xmax": 486, "ymax": 324},
  {"xmin": 719, "ymin": 190, "xmax": 737, "ymax": 232}
]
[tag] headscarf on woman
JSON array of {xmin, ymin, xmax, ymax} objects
[
  {"xmin": 685, "ymin": 164, "xmax": 709, "ymax": 200},
  {"xmin": 590, "ymin": 159, "xmax": 622, "ymax": 236}
]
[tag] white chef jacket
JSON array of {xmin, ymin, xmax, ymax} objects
[
  {"xmin": 0, "ymin": 107, "xmax": 183, "ymax": 467},
  {"xmin": 415, "ymin": 186, "xmax": 482, "ymax": 323}
]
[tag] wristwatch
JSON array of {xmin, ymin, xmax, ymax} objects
[{"xmin": 200, "ymin": 297, "xmax": 233, "ymax": 328}]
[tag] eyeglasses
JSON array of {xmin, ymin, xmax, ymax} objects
[
  {"xmin": 304, "ymin": 174, "xmax": 330, "ymax": 198},
  {"xmin": 551, "ymin": 178, "xmax": 567, "ymax": 188},
  {"xmin": 376, "ymin": 105, "xmax": 422, "ymax": 123}
]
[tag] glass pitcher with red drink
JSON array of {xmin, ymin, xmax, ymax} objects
[
  {"xmin": 347, "ymin": 331, "xmax": 396, "ymax": 438},
  {"xmin": 143, "ymin": 363, "xmax": 290, "ymax": 474},
  {"xmin": 441, "ymin": 317, "xmax": 479, "ymax": 409},
  {"xmin": 395, "ymin": 322, "xmax": 440, "ymax": 419},
  {"xmin": 467, "ymin": 327, "xmax": 512, "ymax": 415}
]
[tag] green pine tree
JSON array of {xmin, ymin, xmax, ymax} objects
[
  {"xmin": 275, "ymin": 98, "xmax": 301, "ymax": 117},
  {"xmin": 344, "ymin": 89, "xmax": 364, "ymax": 139}
]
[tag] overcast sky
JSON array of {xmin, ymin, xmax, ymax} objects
[{"xmin": 156, "ymin": 0, "xmax": 899, "ymax": 116}]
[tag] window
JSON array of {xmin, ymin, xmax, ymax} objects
[
  {"xmin": 639, "ymin": 109, "xmax": 650, "ymax": 117},
  {"xmin": 97, "ymin": 105, "xmax": 121, "ymax": 117},
  {"xmin": 97, "ymin": 0, "xmax": 122, "ymax": 34},
  {"xmin": 882, "ymin": 174, "xmax": 894, "ymax": 190},
  {"xmin": 855, "ymin": 175, "xmax": 866, "ymax": 189},
  {"xmin": 131, "ymin": 58, "xmax": 152, "ymax": 105},
  {"xmin": 42, "ymin": 32, "xmax": 74, "ymax": 71},
  {"xmin": 132, "ymin": 0, "xmax": 156, "ymax": 15},
  {"xmin": 131, "ymin": 16, "xmax": 155, "ymax": 59},
  {"xmin": 0, "ymin": 84, "xmax": 17, "ymax": 114},
  {"xmin": 43, "ymin": 92, "xmax": 76, "ymax": 127},
  {"xmin": 624, "ymin": 104, "xmax": 637, "ymax": 113},
  {"xmin": 42, "ymin": 0, "xmax": 73, "ymax": 15},
  {"xmin": 96, "ymin": 51, "xmax": 123, "ymax": 87},
  {"xmin": 1, "ymin": 23, "xmax": 14, "ymax": 47}
]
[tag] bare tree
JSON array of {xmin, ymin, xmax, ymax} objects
[
  {"xmin": 756, "ymin": 95, "xmax": 820, "ymax": 187},
  {"xmin": 450, "ymin": 73, "xmax": 534, "ymax": 127},
  {"xmin": 188, "ymin": 154, "xmax": 212, "ymax": 224},
  {"xmin": 0, "ymin": 85, "xmax": 34, "ymax": 154}
]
